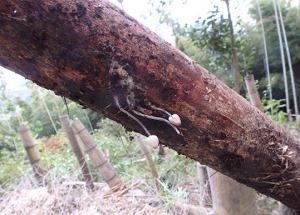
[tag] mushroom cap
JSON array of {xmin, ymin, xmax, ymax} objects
[
  {"xmin": 146, "ymin": 135, "xmax": 159, "ymax": 149},
  {"xmin": 168, "ymin": 114, "xmax": 181, "ymax": 126}
]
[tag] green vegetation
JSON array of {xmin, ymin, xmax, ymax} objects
[
  {"xmin": 1, "ymin": 0, "xmax": 300, "ymax": 213},
  {"xmin": 0, "ymin": 118, "xmax": 197, "ymax": 211},
  {"xmin": 155, "ymin": 0, "xmax": 300, "ymax": 108}
]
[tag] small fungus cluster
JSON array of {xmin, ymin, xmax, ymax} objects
[
  {"xmin": 109, "ymin": 61, "xmax": 181, "ymax": 149},
  {"xmin": 114, "ymin": 96, "xmax": 181, "ymax": 149}
]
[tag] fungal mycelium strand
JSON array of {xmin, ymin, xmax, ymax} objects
[
  {"xmin": 132, "ymin": 109, "xmax": 180, "ymax": 134},
  {"xmin": 151, "ymin": 105, "xmax": 181, "ymax": 126},
  {"xmin": 114, "ymin": 96, "xmax": 151, "ymax": 136}
]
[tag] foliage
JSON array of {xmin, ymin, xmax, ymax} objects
[
  {"xmin": 0, "ymin": 118, "xmax": 197, "ymax": 212},
  {"xmin": 153, "ymin": 0, "xmax": 300, "ymax": 109},
  {"xmin": 0, "ymin": 77, "xmax": 103, "ymax": 152},
  {"xmin": 246, "ymin": 0, "xmax": 300, "ymax": 105},
  {"xmin": 263, "ymin": 99, "xmax": 287, "ymax": 123},
  {"xmin": 178, "ymin": 5, "xmax": 255, "ymax": 93}
]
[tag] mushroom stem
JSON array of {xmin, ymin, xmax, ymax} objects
[
  {"xmin": 150, "ymin": 105, "xmax": 172, "ymax": 116},
  {"xmin": 114, "ymin": 96, "xmax": 151, "ymax": 136},
  {"xmin": 132, "ymin": 110, "xmax": 180, "ymax": 135}
]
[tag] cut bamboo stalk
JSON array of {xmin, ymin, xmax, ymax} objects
[
  {"xmin": 59, "ymin": 115, "xmax": 94, "ymax": 190},
  {"xmin": 288, "ymin": 109, "xmax": 293, "ymax": 122},
  {"xmin": 17, "ymin": 125, "xmax": 47, "ymax": 186},
  {"xmin": 196, "ymin": 162, "xmax": 211, "ymax": 206},
  {"xmin": 136, "ymin": 135, "xmax": 161, "ymax": 192},
  {"xmin": 207, "ymin": 168, "xmax": 258, "ymax": 215},
  {"xmin": 158, "ymin": 145, "xmax": 165, "ymax": 156},
  {"xmin": 71, "ymin": 118, "xmax": 122, "ymax": 189},
  {"xmin": 245, "ymin": 74, "xmax": 264, "ymax": 111}
]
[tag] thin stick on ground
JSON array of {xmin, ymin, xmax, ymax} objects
[{"xmin": 136, "ymin": 135, "xmax": 161, "ymax": 192}]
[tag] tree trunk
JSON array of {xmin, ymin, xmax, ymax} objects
[
  {"xmin": 0, "ymin": 0, "xmax": 300, "ymax": 209},
  {"xmin": 212, "ymin": 2, "xmax": 258, "ymax": 213}
]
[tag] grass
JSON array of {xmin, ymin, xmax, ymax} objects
[{"xmin": 1, "ymin": 117, "xmax": 299, "ymax": 214}]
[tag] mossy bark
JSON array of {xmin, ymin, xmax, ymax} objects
[{"xmin": 1, "ymin": 0, "xmax": 300, "ymax": 209}]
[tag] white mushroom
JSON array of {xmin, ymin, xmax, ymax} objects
[
  {"xmin": 146, "ymin": 135, "xmax": 159, "ymax": 149},
  {"xmin": 168, "ymin": 114, "xmax": 181, "ymax": 126}
]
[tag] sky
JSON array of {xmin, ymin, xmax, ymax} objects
[{"xmin": 0, "ymin": 0, "xmax": 298, "ymax": 99}]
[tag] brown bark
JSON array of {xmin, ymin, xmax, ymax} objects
[
  {"xmin": 0, "ymin": 0, "xmax": 300, "ymax": 209},
  {"xmin": 59, "ymin": 115, "xmax": 94, "ymax": 190}
]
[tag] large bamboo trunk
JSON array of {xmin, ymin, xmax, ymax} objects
[{"xmin": 1, "ymin": 0, "xmax": 300, "ymax": 209}]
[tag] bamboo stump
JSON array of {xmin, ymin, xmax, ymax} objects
[
  {"xmin": 245, "ymin": 74, "xmax": 264, "ymax": 111},
  {"xmin": 18, "ymin": 125, "xmax": 47, "ymax": 186},
  {"xmin": 196, "ymin": 163, "xmax": 211, "ymax": 206},
  {"xmin": 158, "ymin": 145, "xmax": 165, "ymax": 156},
  {"xmin": 59, "ymin": 115, "xmax": 94, "ymax": 190},
  {"xmin": 71, "ymin": 118, "xmax": 122, "ymax": 189},
  {"xmin": 136, "ymin": 135, "xmax": 161, "ymax": 192},
  {"xmin": 207, "ymin": 168, "xmax": 258, "ymax": 215}
]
